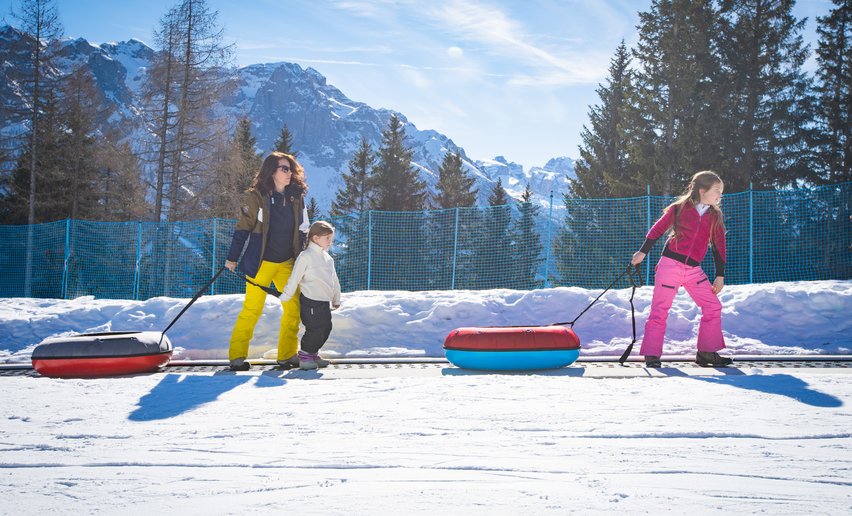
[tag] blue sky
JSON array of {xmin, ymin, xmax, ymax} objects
[{"xmin": 1, "ymin": 0, "xmax": 833, "ymax": 168}]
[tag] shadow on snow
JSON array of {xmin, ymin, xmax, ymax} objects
[
  {"xmin": 127, "ymin": 363, "xmax": 842, "ymax": 421},
  {"xmin": 128, "ymin": 369, "xmax": 302, "ymax": 421},
  {"xmin": 666, "ymin": 368, "xmax": 844, "ymax": 408},
  {"xmin": 442, "ymin": 366, "xmax": 844, "ymax": 408}
]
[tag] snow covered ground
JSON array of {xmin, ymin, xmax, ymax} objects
[{"xmin": 1, "ymin": 281, "xmax": 850, "ymax": 514}]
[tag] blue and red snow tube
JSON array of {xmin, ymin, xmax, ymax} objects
[
  {"xmin": 31, "ymin": 331, "xmax": 173, "ymax": 378},
  {"xmin": 443, "ymin": 325, "xmax": 580, "ymax": 370}
]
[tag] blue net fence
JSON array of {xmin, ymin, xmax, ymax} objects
[{"xmin": 1, "ymin": 183, "xmax": 849, "ymax": 299}]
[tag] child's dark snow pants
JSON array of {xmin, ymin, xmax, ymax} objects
[{"xmin": 299, "ymin": 293, "xmax": 332, "ymax": 354}]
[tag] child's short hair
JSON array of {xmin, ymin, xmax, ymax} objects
[{"xmin": 308, "ymin": 220, "xmax": 335, "ymax": 241}]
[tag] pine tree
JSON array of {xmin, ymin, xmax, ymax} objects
[
  {"xmin": 332, "ymin": 137, "xmax": 374, "ymax": 215},
  {"xmin": 58, "ymin": 67, "xmax": 104, "ymax": 220},
  {"xmin": 95, "ymin": 138, "xmax": 150, "ymax": 221},
  {"xmin": 234, "ymin": 118, "xmax": 257, "ymax": 162},
  {"xmin": 3, "ymin": 89, "xmax": 65, "ymax": 224},
  {"xmin": 233, "ymin": 118, "xmax": 261, "ymax": 187},
  {"xmin": 306, "ymin": 197, "xmax": 321, "ymax": 221},
  {"xmin": 143, "ymin": 5, "xmax": 179, "ymax": 221},
  {"xmin": 487, "ymin": 178, "xmax": 510, "ymax": 206},
  {"xmin": 368, "ymin": 114, "xmax": 427, "ymax": 289},
  {"xmin": 435, "ymin": 151, "xmax": 478, "ymax": 208},
  {"xmin": 718, "ymin": 0, "xmax": 816, "ymax": 189},
  {"xmin": 814, "ymin": 0, "xmax": 851, "ymax": 183},
  {"xmin": 370, "ymin": 114, "xmax": 427, "ymax": 211},
  {"xmin": 208, "ymin": 118, "xmax": 260, "ymax": 218},
  {"xmin": 632, "ymin": 0, "xmax": 727, "ymax": 194},
  {"xmin": 429, "ymin": 150, "xmax": 478, "ymax": 288},
  {"xmin": 472, "ymin": 179, "xmax": 512, "ymax": 289},
  {"xmin": 273, "ymin": 124, "xmax": 299, "ymax": 157},
  {"xmin": 0, "ymin": 70, "xmax": 149, "ymax": 224},
  {"xmin": 512, "ymin": 184, "xmax": 543, "ymax": 289},
  {"xmin": 330, "ymin": 138, "xmax": 375, "ymax": 292},
  {"xmin": 573, "ymin": 41, "xmax": 641, "ymax": 198}
]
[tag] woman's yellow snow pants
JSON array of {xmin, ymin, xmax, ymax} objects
[{"xmin": 228, "ymin": 259, "xmax": 300, "ymax": 362}]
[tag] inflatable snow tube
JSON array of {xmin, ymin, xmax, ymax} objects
[
  {"xmin": 31, "ymin": 331, "xmax": 172, "ymax": 378},
  {"xmin": 443, "ymin": 326, "xmax": 580, "ymax": 371}
]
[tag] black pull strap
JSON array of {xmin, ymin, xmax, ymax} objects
[
  {"xmin": 160, "ymin": 265, "xmax": 227, "ymax": 345},
  {"xmin": 230, "ymin": 270, "xmax": 283, "ymax": 297},
  {"xmin": 551, "ymin": 267, "xmax": 630, "ymax": 327},
  {"xmin": 618, "ymin": 265, "xmax": 642, "ymax": 365}
]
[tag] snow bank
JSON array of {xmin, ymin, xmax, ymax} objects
[{"xmin": 1, "ymin": 280, "xmax": 850, "ymax": 362}]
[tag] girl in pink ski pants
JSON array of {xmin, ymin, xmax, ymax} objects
[
  {"xmin": 640, "ymin": 256, "xmax": 725, "ymax": 357},
  {"xmin": 631, "ymin": 171, "xmax": 730, "ymax": 366}
]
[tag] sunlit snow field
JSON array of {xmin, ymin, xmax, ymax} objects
[{"xmin": 1, "ymin": 281, "xmax": 850, "ymax": 514}]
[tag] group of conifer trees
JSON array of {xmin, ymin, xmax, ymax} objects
[
  {"xmin": 561, "ymin": 0, "xmax": 851, "ymax": 286},
  {"xmin": 572, "ymin": 0, "xmax": 850, "ymax": 199},
  {"xmin": 327, "ymin": 113, "xmax": 544, "ymax": 290},
  {"xmin": 1, "ymin": 0, "xmax": 233, "ymax": 224}
]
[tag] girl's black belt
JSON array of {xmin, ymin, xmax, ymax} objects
[{"xmin": 662, "ymin": 246, "xmax": 702, "ymax": 267}]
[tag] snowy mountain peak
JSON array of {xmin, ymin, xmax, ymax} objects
[
  {"xmin": 0, "ymin": 27, "xmax": 575, "ymax": 213},
  {"xmin": 476, "ymin": 155, "xmax": 574, "ymax": 204}
]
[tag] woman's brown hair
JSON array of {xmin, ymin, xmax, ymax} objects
[{"xmin": 250, "ymin": 152, "xmax": 308, "ymax": 196}]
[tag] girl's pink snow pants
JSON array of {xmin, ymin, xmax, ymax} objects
[{"xmin": 639, "ymin": 256, "xmax": 726, "ymax": 357}]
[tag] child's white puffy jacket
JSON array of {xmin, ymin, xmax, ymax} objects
[{"xmin": 279, "ymin": 242, "xmax": 341, "ymax": 306}]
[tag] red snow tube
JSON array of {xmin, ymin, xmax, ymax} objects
[
  {"xmin": 443, "ymin": 326, "xmax": 581, "ymax": 370},
  {"xmin": 31, "ymin": 331, "xmax": 172, "ymax": 378}
]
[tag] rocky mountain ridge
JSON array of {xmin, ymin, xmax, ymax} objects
[{"xmin": 0, "ymin": 25, "xmax": 575, "ymax": 214}]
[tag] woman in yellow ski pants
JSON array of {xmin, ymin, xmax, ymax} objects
[
  {"xmin": 225, "ymin": 152, "xmax": 309, "ymax": 371},
  {"xmin": 228, "ymin": 259, "xmax": 301, "ymax": 366}
]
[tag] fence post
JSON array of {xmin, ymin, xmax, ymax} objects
[
  {"xmin": 544, "ymin": 191, "xmax": 553, "ymax": 288},
  {"xmin": 24, "ymin": 223, "xmax": 33, "ymax": 297},
  {"xmin": 646, "ymin": 184, "xmax": 651, "ymax": 285},
  {"xmin": 367, "ymin": 211, "xmax": 372, "ymax": 290},
  {"xmin": 211, "ymin": 218, "xmax": 218, "ymax": 295},
  {"xmin": 451, "ymin": 207, "xmax": 459, "ymax": 290},
  {"xmin": 133, "ymin": 222, "xmax": 142, "ymax": 301},
  {"xmin": 61, "ymin": 219, "xmax": 70, "ymax": 299},
  {"xmin": 749, "ymin": 182, "xmax": 754, "ymax": 284}
]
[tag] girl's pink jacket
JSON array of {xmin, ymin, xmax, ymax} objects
[{"xmin": 639, "ymin": 202, "xmax": 727, "ymax": 276}]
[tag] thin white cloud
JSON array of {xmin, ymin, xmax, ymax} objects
[
  {"xmin": 234, "ymin": 36, "xmax": 394, "ymax": 55},
  {"xmin": 332, "ymin": 0, "xmax": 399, "ymax": 19},
  {"xmin": 257, "ymin": 56, "xmax": 507, "ymax": 78},
  {"xmin": 399, "ymin": 63, "xmax": 505, "ymax": 76},
  {"xmin": 271, "ymin": 57, "xmax": 382, "ymax": 67},
  {"xmin": 425, "ymin": 0, "xmax": 608, "ymax": 85},
  {"xmin": 399, "ymin": 66, "xmax": 432, "ymax": 89},
  {"xmin": 259, "ymin": 0, "xmax": 611, "ymax": 85}
]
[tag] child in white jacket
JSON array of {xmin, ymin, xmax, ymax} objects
[{"xmin": 279, "ymin": 221, "xmax": 341, "ymax": 370}]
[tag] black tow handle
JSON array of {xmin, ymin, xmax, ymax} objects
[
  {"xmin": 156, "ymin": 266, "xmax": 287, "ymax": 347},
  {"xmin": 617, "ymin": 264, "xmax": 642, "ymax": 365},
  {"xmin": 229, "ymin": 270, "xmax": 282, "ymax": 297}
]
